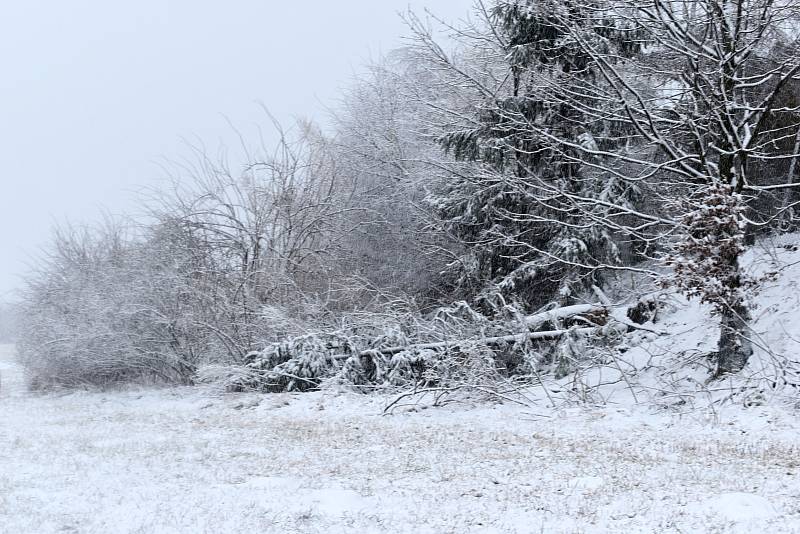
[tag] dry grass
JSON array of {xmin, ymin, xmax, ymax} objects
[{"xmin": 2, "ymin": 344, "xmax": 799, "ymax": 533}]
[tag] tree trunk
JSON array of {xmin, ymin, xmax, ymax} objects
[
  {"xmin": 714, "ymin": 246, "xmax": 753, "ymax": 377},
  {"xmin": 716, "ymin": 302, "xmax": 752, "ymax": 376}
]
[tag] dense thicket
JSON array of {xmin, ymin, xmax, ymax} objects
[{"xmin": 17, "ymin": 0, "xmax": 800, "ymax": 390}]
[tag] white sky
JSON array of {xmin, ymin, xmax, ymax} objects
[{"xmin": 0, "ymin": 1, "xmax": 470, "ymax": 300}]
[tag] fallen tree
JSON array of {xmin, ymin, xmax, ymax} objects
[{"xmin": 200, "ymin": 300, "xmax": 658, "ymax": 393}]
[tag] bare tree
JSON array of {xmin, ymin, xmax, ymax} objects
[
  {"xmin": 147, "ymin": 118, "xmax": 389, "ymax": 357},
  {"xmin": 329, "ymin": 53, "xmax": 457, "ymax": 304}
]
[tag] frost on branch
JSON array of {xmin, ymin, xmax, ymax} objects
[
  {"xmin": 216, "ymin": 303, "xmax": 503, "ymax": 393},
  {"xmin": 209, "ymin": 299, "xmax": 636, "ymax": 393}
]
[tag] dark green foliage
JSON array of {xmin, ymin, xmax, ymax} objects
[{"xmin": 434, "ymin": 0, "xmax": 646, "ymax": 311}]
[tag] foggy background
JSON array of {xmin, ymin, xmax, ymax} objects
[{"xmin": 0, "ymin": 0, "xmax": 468, "ymax": 301}]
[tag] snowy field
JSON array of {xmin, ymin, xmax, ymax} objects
[{"xmin": 1, "ymin": 343, "xmax": 799, "ymax": 533}]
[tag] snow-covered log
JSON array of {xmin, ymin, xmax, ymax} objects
[
  {"xmin": 226, "ymin": 301, "xmax": 642, "ymax": 392},
  {"xmin": 349, "ymin": 325, "xmax": 604, "ymax": 358},
  {"xmin": 523, "ymin": 304, "xmax": 607, "ymax": 330}
]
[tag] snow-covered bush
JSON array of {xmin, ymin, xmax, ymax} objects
[{"xmin": 17, "ymin": 223, "xmax": 203, "ymax": 388}]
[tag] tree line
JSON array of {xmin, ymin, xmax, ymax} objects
[{"xmin": 16, "ymin": 0, "xmax": 800, "ymax": 391}]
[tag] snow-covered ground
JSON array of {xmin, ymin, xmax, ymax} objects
[{"xmin": 1, "ymin": 344, "xmax": 799, "ymax": 533}]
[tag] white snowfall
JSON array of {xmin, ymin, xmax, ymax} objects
[{"xmin": 3, "ymin": 239, "xmax": 800, "ymax": 533}]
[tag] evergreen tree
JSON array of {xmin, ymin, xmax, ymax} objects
[{"xmin": 432, "ymin": 0, "xmax": 645, "ymax": 310}]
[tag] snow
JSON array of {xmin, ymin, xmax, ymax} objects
[
  {"xmin": 569, "ymin": 475, "xmax": 605, "ymax": 492},
  {"xmin": 702, "ymin": 492, "xmax": 778, "ymax": 522},
  {"xmin": 2, "ymin": 341, "xmax": 800, "ymax": 533},
  {"xmin": 4, "ymin": 234, "xmax": 800, "ymax": 533},
  {"xmin": 501, "ymin": 234, "xmax": 800, "ymax": 413}
]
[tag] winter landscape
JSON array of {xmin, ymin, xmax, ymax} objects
[{"xmin": 3, "ymin": 0, "xmax": 800, "ymax": 532}]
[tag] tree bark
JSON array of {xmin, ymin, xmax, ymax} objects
[{"xmin": 716, "ymin": 302, "xmax": 753, "ymax": 376}]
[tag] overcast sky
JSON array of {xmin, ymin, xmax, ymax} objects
[{"xmin": 0, "ymin": 1, "xmax": 469, "ymax": 301}]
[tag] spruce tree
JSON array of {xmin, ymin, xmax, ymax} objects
[{"xmin": 433, "ymin": 0, "xmax": 645, "ymax": 310}]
